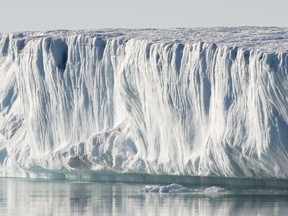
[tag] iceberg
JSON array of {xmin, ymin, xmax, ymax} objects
[{"xmin": 1, "ymin": 27, "xmax": 288, "ymax": 181}]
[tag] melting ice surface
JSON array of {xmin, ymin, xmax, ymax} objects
[{"xmin": 1, "ymin": 27, "xmax": 288, "ymax": 180}]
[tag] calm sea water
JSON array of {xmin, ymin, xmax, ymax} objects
[{"xmin": 0, "ymin": 178, "xmax": 288, "ymax": 216}]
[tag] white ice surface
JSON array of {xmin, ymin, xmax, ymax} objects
[{"xmin": 1, "ymin": 27, "xmax": 288, "ymax": 179}]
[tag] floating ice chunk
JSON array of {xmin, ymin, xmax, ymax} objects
[
  {"xmin": 204, "ymin": 186, "xmax": 225, "ymax": 193},
  {"xmin": 140, "ymin": 184, "xmax": 224, "ymax": 194},
  {"xmin": 140, "ymin": 185, "xmax": 161, "ymax": 193},
  {"xmin": 139, "ymin": 183, "xmax": 185, "ymax": 193},
  {"xmin": 159, "ymin": 183, "xmax": 185, "ymax": 193}
]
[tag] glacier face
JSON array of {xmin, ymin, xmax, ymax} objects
[{"xmin": 1, "ymin": 27, "xmax": 288, "ymax": 179}]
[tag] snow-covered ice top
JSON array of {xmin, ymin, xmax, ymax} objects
[
  {"xmin": 3, "ymin": 26, "xmax": 288, "ymax": 53},
  {"xmin": 1, "ymin": 27, "xmax": 288, "ymax": 180}
]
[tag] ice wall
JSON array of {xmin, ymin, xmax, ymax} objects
[{"xmin": 1, "ymin": 28, "xmax": 288, "ymax": 179}]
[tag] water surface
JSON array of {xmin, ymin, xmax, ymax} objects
[{"xmin": 0, "ymin": 178, "xmax": 288, "ymax": 216}]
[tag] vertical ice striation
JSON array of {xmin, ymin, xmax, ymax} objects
[{"xmin": 1, "ymin": 28, "xmax": 288, "ymax": 179}]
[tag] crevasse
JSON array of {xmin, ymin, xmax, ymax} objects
[{"xmin": 1, "ymin": 28, "xmax": 288, "ymax": 179}]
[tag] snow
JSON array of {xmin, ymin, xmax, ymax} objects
[
  {"xmin": 3, "ymin": 27, "xmax": 288, "ymax": 53},
  {"xmin": 1, "ymin": 27, "xmax": 288, "ymax": 179}
]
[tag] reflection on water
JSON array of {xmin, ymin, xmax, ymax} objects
[{"xmin": 0, "ymin": 178, "xmax": 288, "ymax": 216}]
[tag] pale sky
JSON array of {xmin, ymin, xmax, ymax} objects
[{"xmin": 1, "ymin": 0, "xmax": 287, "ymax": 32}]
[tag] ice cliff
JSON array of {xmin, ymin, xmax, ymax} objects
[{"xmin": 1, "ymin": 27, "xmax": 288, "ymax": 179}]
